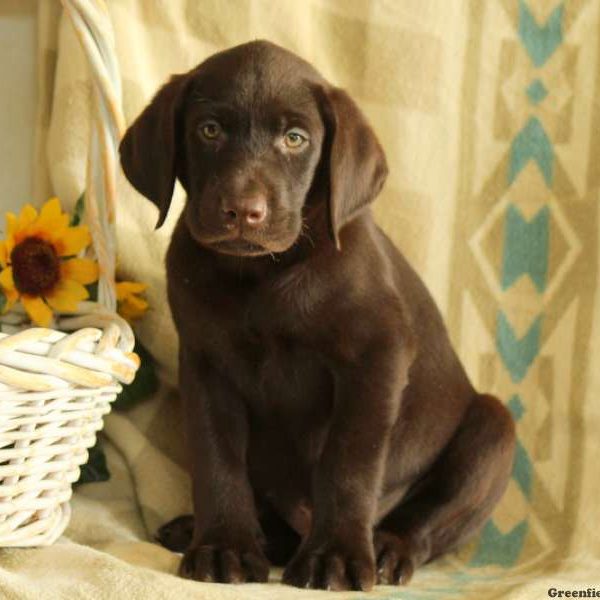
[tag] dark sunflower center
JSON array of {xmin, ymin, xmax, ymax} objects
[{"xmin": 11, "ymin": 237, "xmax": 60, "ymax": 295}]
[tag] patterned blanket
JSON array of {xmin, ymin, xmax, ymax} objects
[{"xmin": 2, "ymin": 1, "xmax": 598, "ymax": 598}]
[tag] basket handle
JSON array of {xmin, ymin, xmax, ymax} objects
[{"xmin": 60, "ymin": 0, "xmax": 125, "ymax": 313}]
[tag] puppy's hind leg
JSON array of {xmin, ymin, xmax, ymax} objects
[
  {"xmin": 156, "ymin": 514, "xmax": 194, "ymax": 552},
  {"xmin": 375, "ymin": 394, "xmax": 516, "ymax": 585}
]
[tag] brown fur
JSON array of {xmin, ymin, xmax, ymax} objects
[{"xmin": 120, "ymin": 40, "xmax": 515, "ymax": 591}]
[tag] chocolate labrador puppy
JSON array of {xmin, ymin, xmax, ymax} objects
[{"xmin": 119, "ymin": 40, "xmax": 515, "ymax": 591}]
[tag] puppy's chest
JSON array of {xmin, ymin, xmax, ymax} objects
[
  {"xmin": 241, "ymin": 333, "xmax": 334, "ymax": 475},
  {"xmin": 238, "ymin": 332, "xmax": 332, "ymax": 417},
  {"xmin": 189, "ymin": 273, "xmax": 332, "ymax": 413}
]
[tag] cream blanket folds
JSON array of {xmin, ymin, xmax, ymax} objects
[{"xmin": 1, "ymin": 0, "xmax": 598, "ymax": 598}]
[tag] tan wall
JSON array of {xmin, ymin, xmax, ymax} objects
[{"xmin": 0, "ymin": 0, "xmax": 37, "ymax": 213}]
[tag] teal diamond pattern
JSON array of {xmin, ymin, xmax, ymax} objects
[
  {"xmin": 513, "ymin": 439, "xmax": 533, "ymax": 498},
  {"xmin": 496, "ymin": 311, "xmax": 542, "ymax": 384},
  {"xmin": 478, "ymin": 0, "xmax": 566, "ymax": 572},
  {"xmin": 502, "ymin": 204, "xmax": 549, "ymax": 293},
  {"xmin": 526, "ymin": 78, "xmax": 548, "ymax": 104},
  {"xmin": 508, "ymin": 395, "xmax": 526, "ymax": 421},
  {"xmin": 508, "ymin": 117, "xmax": 554, "ymax": 186},
  {"xmin": 470, "ymin": 521, "xmax": 529, "ymax": 568},
  {"xmin": 518, "ymin": 0, "xmax": 564, "ymax": 67}
]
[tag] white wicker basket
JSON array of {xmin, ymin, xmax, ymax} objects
[{"xmin": 0, "ymin": 0, "xmax": 139, "ymax": 546}]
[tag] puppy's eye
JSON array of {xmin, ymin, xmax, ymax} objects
[
  {"xmin": 199, "ymin": 121, "xmax": 221, "ymax": 140},
  {"xmin": 283, "ymin": 129, "xmax": 308, "ymax": 149}
]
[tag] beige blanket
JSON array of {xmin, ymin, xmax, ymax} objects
[{"xmin": 3, "ymin": 0, "xmax": 599, "ymax": 598}]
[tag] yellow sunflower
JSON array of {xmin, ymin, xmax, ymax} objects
[
  {"xmin": 116, "ymin": 281, "xmax": 149, "ymax": 322},
  {"xmin": 0, "ymin": 197, "xmax": 99, "ymax": 327}
]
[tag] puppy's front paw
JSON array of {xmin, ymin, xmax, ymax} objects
[
  {"xmin": 374, "ymin": 530, "xmax": 418, "ymax": 585},
  {"xmin": 282, "ymin": 541, "xmax": 375, "ymax": 591},
  {"xmin": 179, "ymin": 542, "xmax": 269, "ymax": 584}
]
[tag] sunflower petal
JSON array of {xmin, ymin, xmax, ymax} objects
[
  {"xmin": 60, "ymin": 258, "xmax": 99, "ymax": 285},
  {"xmin": 18, "ymin": 204, "xmax": 38, "ymax": 227},
  {"xmin": 21, "ymin": 295, "xmax": 53, "ymax": 327},
  {"xmin": 0, "ymin": 267, "xmax": 18, "ymax": 313},
  {"xmin": 115, "ymin": 281, "xmax": 148, "ymax": 300},
  {"xmin": 3, "ymin": 214, "xmax": 17, "ymax": 257},
  {"xmin": 45, "ymin": 279, "xmax": 89, "ymax": 312},
  {"xmin": 14, "ymin": 205, "xmax": 38, "ymax": 240},
  {"xmin": 123, "ymin": 295, "xmax": 149, "ymax": 312},
  {"xmin": 118, "ymin": 295, "xmax": 149, "ymax": 321},
  {"xmin": 0, "ymin": 267, "xmax": 16, "ymax": 294},
  {"xmin": 37, "ymin": 197, "xmax": 62, "ymax": 223},
  {"xmin": 34, "ymin": 215, "xmax": 70, "ymax": 240},
  {"xmin": 6, "ymin": 212, "xmax": 18, "ymax": 237},
  {"xmin": 34, "ymin": 198, "xmax": 69, "ymax": 236},
  {"xmin": 4, "ymin": 286, "xmax": 18, "ymax": 304},
  {"xmin": 0, "ymin": 241, "xmax": 8, "ymax": 268},
  {"xmin": 54, "ymin": 225, "xmax": 92, "ymax": 257}
]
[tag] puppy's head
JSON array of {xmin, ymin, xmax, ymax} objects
[{"xmin": 120, "ymin": 40, "xmax": 387, "ymax": 256}]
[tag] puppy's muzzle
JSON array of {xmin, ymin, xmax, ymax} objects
[{"xmin": 221, "ymin": 194, "xmax": 268, "ymax": 230}]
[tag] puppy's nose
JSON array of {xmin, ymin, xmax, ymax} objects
[{"xmin": 222, "ymin": 195, "xmax": 268, "ymax": 228}]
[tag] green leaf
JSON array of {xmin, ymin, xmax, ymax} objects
[
  {"xmin": 70, "ymin": 193, "xmax": 85, "ymax": 226},
  {"xmin": 113, "ymin": 340, "xmax": 159, "ymax": 411},
  {"xmin": 0, "ymin": 289, "xmax": 6, "ymax": 314},
  {"xmin": 76, "ymin": 439, "xmax": 110, "ymax": 485},
  {"xmin": 86, "ymin": 280, "xmax": 99, "ymax": 302}
]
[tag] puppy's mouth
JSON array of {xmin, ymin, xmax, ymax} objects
[
  {"xmin": 189, "ymin": 214, "xmax": 301, "ymax": 257},
  {"xmin": 209, "ymin": 238, "xmax": 270, "ymax": 257}
]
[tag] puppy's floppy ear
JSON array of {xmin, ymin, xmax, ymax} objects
[
  {"xmin": 119, "ymin": 73, "xmax": 191, "ymax": 228},
  {"xmin": 317, "ymin": 86, "xmax": 388, "ymax": 249}
]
